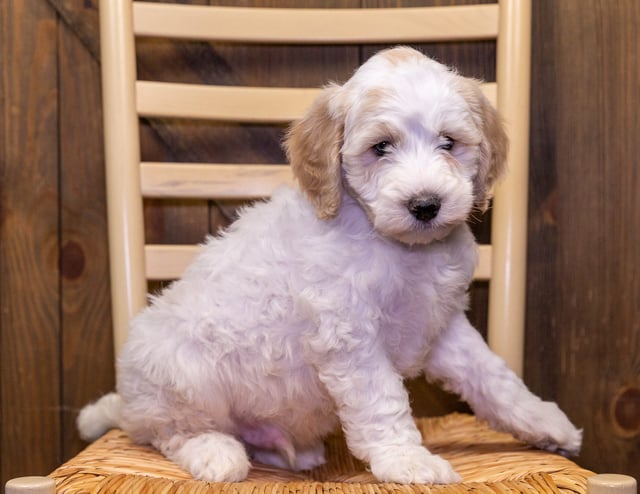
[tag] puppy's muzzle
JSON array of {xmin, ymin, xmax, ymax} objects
[{"xmin": 408, "ymin": 196, "xmax": 441, "ymax": 222}]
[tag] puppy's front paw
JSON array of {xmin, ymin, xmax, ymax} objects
[
  {"xmin": 370, "ymin": 446, "xmax": 461, "ymax": 484},
  {"xmin": 534, "ymin": 402, "xmax": 582, "ymax": 455},
  {"xmin": 514, "ymin": 401, "xmax": 582, "ymax": 456}
]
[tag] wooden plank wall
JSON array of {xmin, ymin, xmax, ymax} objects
[
  {"xmin": 1, "ymin": 0, "xmax": 63, "ymax": 480},
  {"xmin": 1, "ymin": 0, "xmax": 639, "ymax": 486},
  {"xmin": 526, "ymin": 0, "xmax": 640, "ymax": 476}
]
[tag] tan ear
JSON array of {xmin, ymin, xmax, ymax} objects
[
  {"xmin": 458, "ymin": 78, "xmax": 509, "ymax": 212},
  {"xmin": 285, "ymin": 84, "xmax": 344, "ymax": 220}
]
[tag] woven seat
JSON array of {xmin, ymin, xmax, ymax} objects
[{"xmin": 51, "ymin": 414, "xmax": 593, "ymax": 494}]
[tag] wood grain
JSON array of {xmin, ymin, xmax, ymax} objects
[
  {"xmin": 58, "ymin": 18, "xmax": 115, "ymax": 461},
  {"xmin": 526, "ymin": 0, "xmax": 640, "ymax": 478},
  {"xmin": 0, "ymin": 0, "xmax": 62, "ymax": 482}
]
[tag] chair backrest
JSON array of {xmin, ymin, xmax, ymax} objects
[{"xmin": 99, "ymin": 0, "xmax": 531, "ymax": 376}]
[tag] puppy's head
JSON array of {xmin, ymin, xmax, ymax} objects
[{"xmin": 286, "ymin": 46, "xmax": 508, "ymax": 244}]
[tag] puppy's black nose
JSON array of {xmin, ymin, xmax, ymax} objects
[{"xmin": 408, "ymin": 196, "xmax": 441, "ymax": 222}]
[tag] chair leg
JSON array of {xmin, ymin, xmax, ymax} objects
[
  {"xmin": 4, "ymin": 476, "xmax": 55, "ymax": 494},
  {"xmin": 587, "ymin": 474, "xmax": 637, "ymax": 494}
]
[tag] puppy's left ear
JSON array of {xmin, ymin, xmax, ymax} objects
[
  {"xmin": 458, "ymin": 78, "xmax": 509, "ymax": 212},
  {"xmin": 285, "ymin": 84, "xmax": 344, "ymax": 220}
]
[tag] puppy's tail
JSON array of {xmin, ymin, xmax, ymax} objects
[{"xmin": 77, "ymin": 392, "xmax": 123, "ymax": 441}]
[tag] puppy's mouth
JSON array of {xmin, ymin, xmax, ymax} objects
[
  {"xmin": 403, "ymin": 217, "xmax": 458, "ymax": 245},
  {"xmin": 373, "ymin": 206, "xmax": 461, "ymax": 246}
]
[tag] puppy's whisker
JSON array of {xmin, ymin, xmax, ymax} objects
[{"xmin": 466, "ymin": 210, "xmax": 485, "ymax": 225}]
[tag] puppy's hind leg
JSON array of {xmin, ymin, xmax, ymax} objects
[
  {"xmin": 155, "ymin": 431, "xmax": 251, "ymax": 482},
  {"xmin": 294, "ymin": 441, "xmax": 326, "ymax": 471},
  {"xmin": 249, "ymin": 441, "xmax": 326, "ymax": 472},
  {"xmin": 240, "ymin": 423, "xmax": 326, "ymax": 471}
]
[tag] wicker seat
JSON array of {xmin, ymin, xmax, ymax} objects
[
  {"xmin": 51, "ymin": 414, "xmax": 593, "ymax": 494},
  {"xmin": 37, "ymin": 1, "xmax": 602, "ymax": 493}
]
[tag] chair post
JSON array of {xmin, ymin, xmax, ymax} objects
[
  {"xmin": 488, "ymin": 0, "xmax": 532, "ymax": 377},
  {"xmin": 99, "ymin": 0, "xmax": 147, "ymax": 357}
]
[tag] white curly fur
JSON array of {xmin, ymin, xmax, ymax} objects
[{"xmin": 78, "ymin": 47, "xmax": 581, "ymax": 484}]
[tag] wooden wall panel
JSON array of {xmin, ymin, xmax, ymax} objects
[
  {"xmin": 526, "ymin": 0, "xmax": 640, "ymax": 479},
  {"xmin": 58, "ymin": 19, "xmax": 115, "ymax": 460},
  {"xmin": 0, "ymin": 0, "xmax": 62, "ymax": 482}
]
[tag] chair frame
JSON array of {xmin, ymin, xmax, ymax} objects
[{"xmin": 99, "ymin": 0, "xmax": 531, "ymax": 376}]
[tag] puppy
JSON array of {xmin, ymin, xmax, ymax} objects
[{"xmin": 78, "ymin": 47, "xmax": 581, "ymax": 484}]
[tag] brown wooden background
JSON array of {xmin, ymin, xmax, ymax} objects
[{"xmin": 2, "ymin": 0, "xmax": 639, "ymax": 486}]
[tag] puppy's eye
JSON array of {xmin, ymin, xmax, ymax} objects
[
  {"xmin": 372, "ymin": 141, "xmax": 391, "ymax": 157},
  {"xmin": 437, "ymin": 136, "xmax": 455, "ymax": 151}
]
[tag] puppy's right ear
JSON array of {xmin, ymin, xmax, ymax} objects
[
  {"xmin": 456, "ymin": 76, "xmax": 508, "ymax": 213},
  {"xmin": 285, "ymin": 84, "xmax": 344, "ymax": 220}
]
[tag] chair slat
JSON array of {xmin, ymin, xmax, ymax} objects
[
  {"xmin": 136, "ymin": 82, "xmax": 320, "ymax": 122},
  {"xmin": 136, "ymin": 82, "xmax": 497, "ymax": 122},
  {"xmin": 145, "ymin": 245, "xmax": 200, "ymax": 281},
  {"xmin": 133, "ymin": 3, "xmax": 499, "ymax": 44},
  {"xmin": 145, "ymin": 244, "xmax": 492, "ymax": 281},
  {"xmin": 476, "ymin": 244, "xmax": 492, "ymax": 281},
  {"xmin": 140, "ymin": 163, "xmax": 293, "ymax": 199}
]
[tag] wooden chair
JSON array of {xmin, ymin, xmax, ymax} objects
[{"xmin": 8, "ymin": 1, "xmax": 634, "ymax": 493}]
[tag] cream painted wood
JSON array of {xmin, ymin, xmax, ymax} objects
[
  {"xmin": 100, "ymin": 0, "xmax": 147, "ymax": 356},
  {"xmin": 136, "ymin": 82, "xmax": 496, "ymax": 122},
  {"xmin": 488, "ymin": 0, "xmax": 532, "ymax": 377},
  {"xmin": 482, "ymin": 83, "xmax": 497, "ymax": 108},
  {"xmin": 587, "ymin": 474, "xmax": 637, "ymax": 494},
  {"xmin": 476, "ymin": 245, "xmax": 493, "ymax": 282},
  {"xmin": 4, "ymin": 477, "xmax": 56, "ymax": 494},
  {"xmin": 145, "ymin": 245, "xmax": 201, "ymax": 281},
  {"xmin": 140, "ymin": 163, "xmax": 293, "ymax": 199},
  {"xmin": 136, "ymin": 82, "xmax": 320, "ymax": 123},
  {"xmin": 145, "ymin": 244, "xmax": 493, "ymax": 282},
  {"xmin": 133, "ymin": 3, "xmax": 499, "ymax": 43}
]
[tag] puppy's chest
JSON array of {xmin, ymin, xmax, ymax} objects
[
  {"xmin": 374, "ymin": 251, "xmax": 472, "ymax": 375},
  {"xmin": 377, "ymin": 279, "xmax": 450, "ymax": 374}
]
